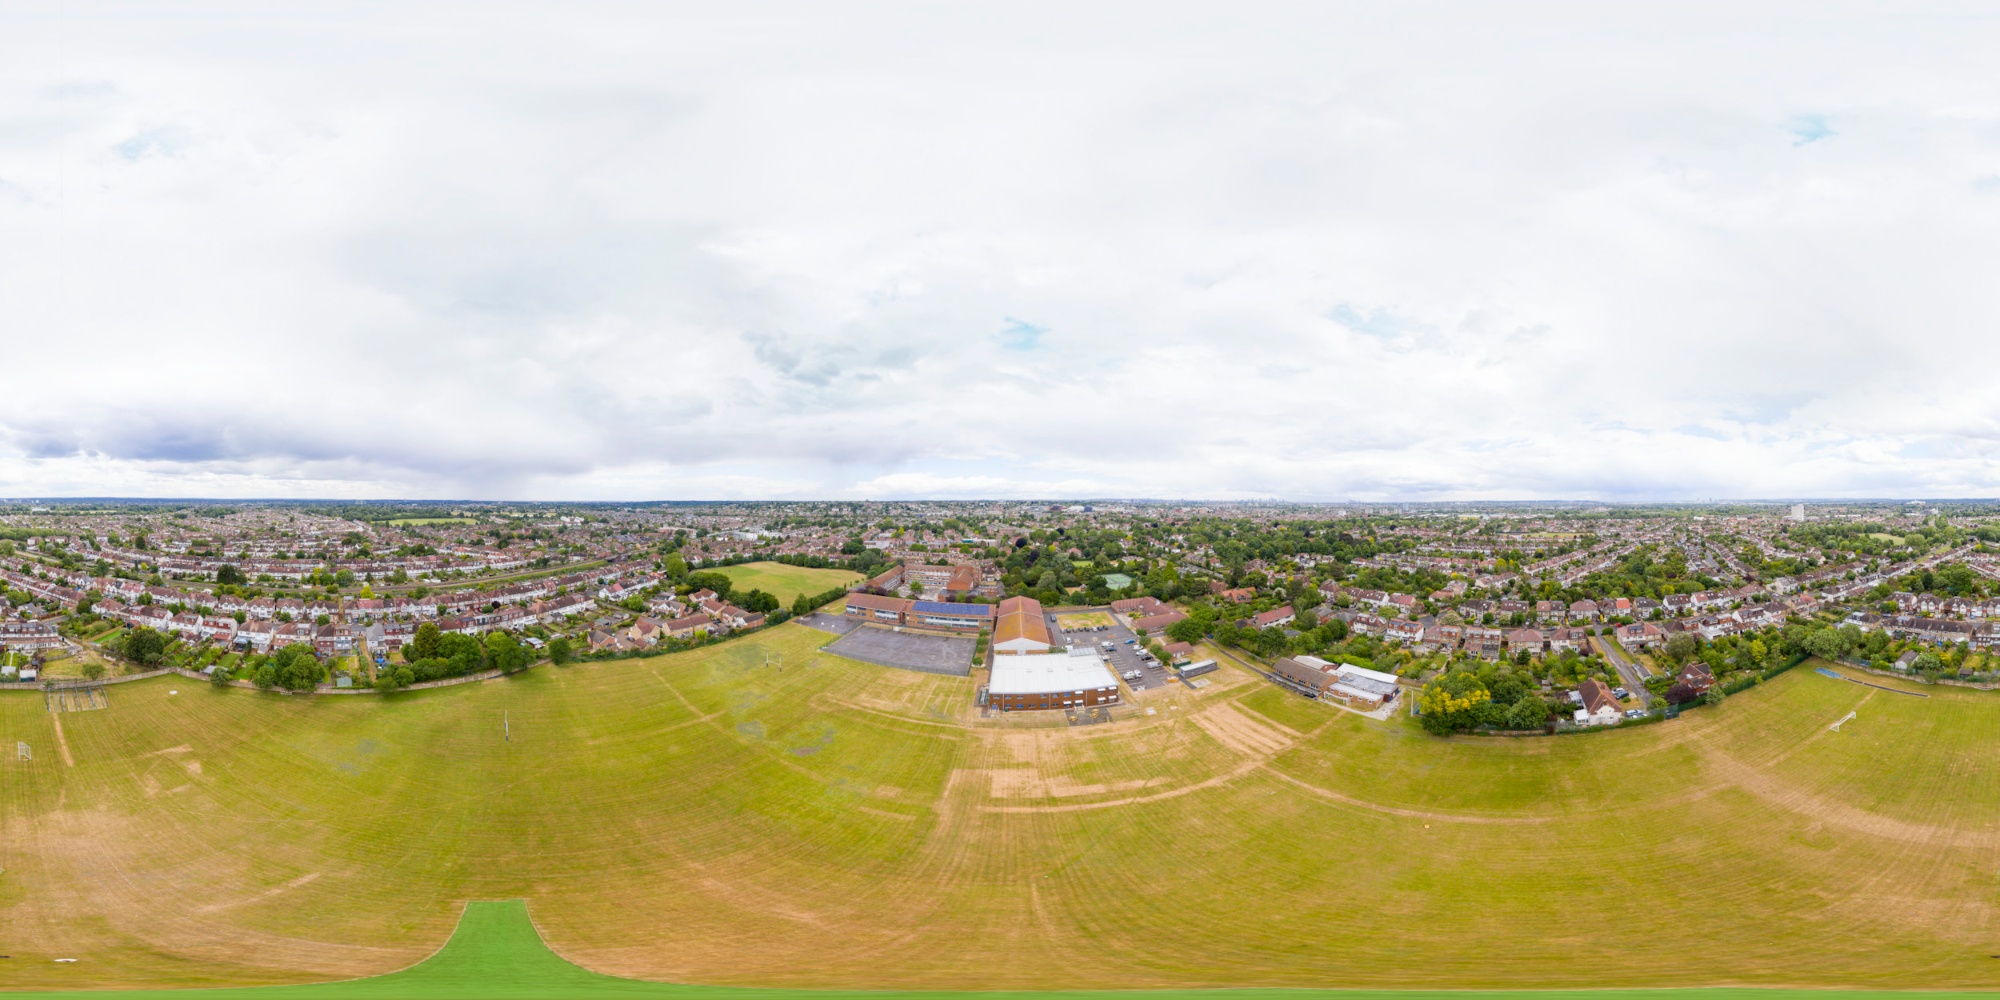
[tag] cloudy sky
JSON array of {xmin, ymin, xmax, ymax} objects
[{"xmin": 3, "ymin": 2, "xmax": 1999, "ymax": 501}]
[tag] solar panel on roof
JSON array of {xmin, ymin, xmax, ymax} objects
[{"xmin": 912, "ymin": 601, "xmax": 990, "ymax": 615}]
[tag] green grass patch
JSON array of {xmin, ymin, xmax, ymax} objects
[{"xmin": 712, "ymin": 561, "xmax": 860, "ymax": 604}]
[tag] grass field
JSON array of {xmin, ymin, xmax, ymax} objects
[
  {"xmin": 1056, "ymin": 612, "xmax": 1114, "ymax": 629},
  {"xmin": 2, "ymin": 636, "xmax": 1998, "ymax": 994},
  {"xmin": 5, "ymin": 901, "xmax": 1992, "ymax": 1000},
  {"xmin": 712, "ymin": 561, "xmax": 860, "ymax": 605}
]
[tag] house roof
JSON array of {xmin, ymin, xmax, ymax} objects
[{"xmin": 1579, "ymin": 677, "xmax": 1618, "ymax": 714}]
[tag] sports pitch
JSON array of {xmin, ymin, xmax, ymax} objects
[
  {"xmin": 3, "ymin": 627, "xmax": 1999, "ymax": 994},
  {"xmin": 712, "ymin": 561, "xmax": 861, "ymax": 604}
]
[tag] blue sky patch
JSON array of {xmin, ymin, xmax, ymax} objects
[
  {"xmin": 1788, "ymin": 114, "xmax": 1834, "ymax": 146},
  {"xmin": 114, "ymin": 126, "xmax": 189, "ymax": 161},
  {"xmin": 996, "ymin": 317, "xmax": 1045, "ymax": 351},
  {"xmin": 1328, "ymin": 303, "xmax": 1410, "ymax": 338}
]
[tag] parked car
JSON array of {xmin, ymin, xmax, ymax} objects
[
  {"xmin": 1122, "ymin": 669, "xmax": 1142, "ymax": 681},
  {"xmin": 1122, "ymin": 638, "xmax": 1136, "ymax": 645}
]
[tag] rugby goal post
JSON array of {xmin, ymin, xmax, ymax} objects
[
  {"xmin": 1830, "ymin": 711, "xmax": 1856, "ymax": 732},
  {"xmin": 16, "ymin": 742, "xmax": 29, "ymax": 761}
]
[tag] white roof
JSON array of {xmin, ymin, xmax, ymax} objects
[
  {"xmin": 1294, "ymin": 655, "xmax": 1333, "ymax": 669},
  {"xmin": 1332, "ymin": 681, "xmax": 1390, "ymax": 702},
  {"xmin": 1335, "ymin": 663, "xmax": 1400, "ymax": 686},
  {"xmin": 990, "ymin": 654, "xmax": 1118, "ymax": 696}
]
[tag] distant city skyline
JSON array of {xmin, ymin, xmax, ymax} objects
[{"xmin": 6, "ymin": 2, "xmax": 2000, "ymax": 500}]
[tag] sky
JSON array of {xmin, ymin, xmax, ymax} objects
[{"xmin": 4, "ymin": 1, "xmax": 2000, "ymax": 502}]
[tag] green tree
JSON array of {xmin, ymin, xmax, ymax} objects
[
  {"xmin": 1506, "ymin": 692, "xmax": 1549, "ymax": 729},
  {"xmin": 122, "ymin": 626, "xmax": 168, "ymax": 666},
  {"xmin": 81, "ymin": 660, "xmax": 106, "ymax": 681},
  {"xmin": 1663, "ymin": 632, "xmax": 1699, "ymax": 662},
  {"xmin": 1417, "ymin": 671, "xmax": 1491, "ymax": 735},
  {"xmin": 410, "ymin": 622, "xmax": 442, "ymax": 662},
  {"xmin": 215, "ymin": 564, "xmax": 245, "ymax": 586},
  {"xmin": 484, "ymin": 631, "xmax": 528, "ymax": 673},
  {"xmin": 266, "ymin": 643, "xmax": 325, "ymax": 692},
  {"xmin": 548, "ymin": 636, "xmax": 573, "ymax": 665}
]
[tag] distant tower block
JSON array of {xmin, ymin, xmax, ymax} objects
[{"xmin": 1789, "ymin": 503, "xmax": 1806, "ymax": 523}]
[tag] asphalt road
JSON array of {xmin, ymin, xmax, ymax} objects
[
  {"xmin": 1046, "ymin": 608, "xmax": 1169, "ymax": 691},
  {"xmin": 1595, "ymin": 633, "xmax": 1653, "ymax": 707}
]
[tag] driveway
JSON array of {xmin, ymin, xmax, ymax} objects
[{"xmin": 1595, "ymin": 633, "xmax": 1653, "ymax": 706}]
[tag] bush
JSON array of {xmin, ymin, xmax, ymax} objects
[{"xmin": 121, "ymin": 626, "xmax": 168, "ymax": 666}]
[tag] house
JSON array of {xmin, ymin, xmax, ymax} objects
[
  {"xmin": 1569, "ymin": 600, "xmax": 1600, "ymax": 621},
  {"xmin": 1547, "ymin": 628, "xmax": 1589, "ymax": 654},
  {"xmin": 1573, "ymin": 677, "xmax": 1621, "ymax": 726},
  {"xmin": 1677, "ymin": 661, "xmax": 1714, "ymax": 694},
  {"xmin": 1348, "ymin": 613, "xmax": 1391, "ymax": 637},
  {"xmin": 1348, "ymin": 588, "xmax": 1390, "ymax": 608},
  {"xmin": 1506, "ymin": 627, "xmax": 1545, "ymax": 653},
  {"xmin": 666, "ymin": 613, "xmax": 714, "ymax": 638},
  {"xmin": 1253, "ymin": 605, "xmax": 1296, "ymax": 629},
  {"xmin": 1418, "ymin": 626, "xmax": 1458, "ymax": 653},
  {"xmin": 628, "ymin": 617, "xmax": 663, "ymax": 645},
  {"xmin": 1220, "ymin": 587, "xmax": 1257, "ymax": 604},
  {"xmin": 1132, "ymin": 609, "xmax": 1187, "ymax": 633},
  {"xmin": 1616, "ymin": 622, "xmax": 1665, "ymax": 648},
  {"xmin": 1383, "ymin": 618, "xmax": 1424, "ymax": 644},
  {"xmin": 1161, "ymin": 641, "xmax": 1194, "ymax": 664}
]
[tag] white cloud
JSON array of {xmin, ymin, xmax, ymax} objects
[{"xmin": 3, "ymin": 1, "xmax": 2000, "ymax": 500}]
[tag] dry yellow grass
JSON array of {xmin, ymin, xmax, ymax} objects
[{"xmin": 2, "ymin": 634, "xmax": 1997, "ymax": 992}]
